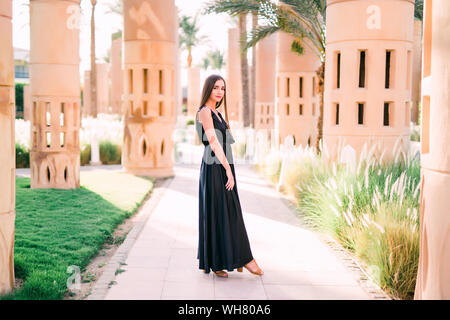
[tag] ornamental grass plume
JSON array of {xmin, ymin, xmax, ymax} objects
[{"xmin": 258, "ymin": 136, "xmax": 421, "ymax": 299}]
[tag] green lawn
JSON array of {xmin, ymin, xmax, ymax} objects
[{"xmin": 0, "ymin": 170, "xmax": 155, "ymax": 300}]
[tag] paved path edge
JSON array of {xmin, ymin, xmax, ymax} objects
[{"xmin": 87, "ymin": 176, "xmax": 175, "ymax": 300}]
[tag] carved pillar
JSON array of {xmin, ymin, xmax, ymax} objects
[
  {"xmin": 174, "ymin": 8, "xmax": 182, "ymax": 117},
  {"xmin": 323, "ymin": 0, "xmax": 414, "ymax": 161},
  {"xmin": 226, "ymin": 27, "xmax": 242, "ymax": 122},
  {"xmin": 83, "ymin": 70, "xmax": 90, "ymax": 116},
  {"xmin": 23, "ymin": 84, "xmax": 31, "ymax": 121},
  {"xmin": 110, "ymin": 36, "xmax": 123, "ymax": 115},
  {"xmin": 122, "ymin": 0, "xmax": 176, "ymax": 177},
  {"xmin": 414, "ymin": 0, "xmax": 450, "ymax": 300},
  {"xmin": 187, "ymin": 67, "xmax": 200, "ymax": 116},
  {"xmin": 255, "ymin": 33, "xmax": 276, "ymax": 134},
  {"xmin": 0, "ymin": 0, "xmax": 15, "ymax": 295},
  {"xmin": 275, "ymin": 30, "xmax": 320, "ymax": 148},
  {"xmin": 83, "ymin": 63, "xmax": 109, "ymax": 116},
  {"xmin": 29, "ymin": 0, "xmax": 81, "ymax": 189},
  {"xmin": 96, "ymin": 62, "xmax": 109, "ymax": 114},
  {"xmin": 411, "ymin": 19, "xmax": 422, "ymax": 124}
]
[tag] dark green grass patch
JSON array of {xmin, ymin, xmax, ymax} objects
[{"xmin": 1, "ymin": 171, "xmax": 154, "ymax": 300}]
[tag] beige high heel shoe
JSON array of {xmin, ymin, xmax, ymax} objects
[
  {"xmin": 204, "ymin": 269, "xmax": 228, "ymax": 278},
  {"xmin": 237, "ymin": 259, "xmax": 264, "ymax": 275},
  {"xmin": 214, "ymin": 270, "xmax": 229, "ymax": 278}
]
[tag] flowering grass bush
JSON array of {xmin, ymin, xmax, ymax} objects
[
  {"xmin": 79, "ymin": 114, "xmax": 123, "ymax": 146},
  {"xmin": 410, "ymin": 125, "xmax": 420, "ymax": 142},
  {"xmin": 255, "ymin": 150, "xmax": 282, "ymax": 185},
  {"xmin": 15, "ymin": 119, "xmax": 30, "ymax": 149},
  {"xmin": 258, "ymin": 139, "xmax": 421, "ymax": 300}
]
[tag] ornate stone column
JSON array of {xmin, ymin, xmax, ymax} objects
[
  {"xmin": 83, "ymin": 70, "xmax": 90, "ymax": 116},
  {"xmin": 23, "ymin": 84, "xmax": 31, "ymax": 121},
  {"xmin": 226, "ymin": 27, "xmax": 242, "ymax": 122},
  {"xmin": 323, "ymin": 0, "xmax": 414, "ymax": 161},
  {"xmin": 29, "ymin": 0, "xmax": 81, "ymax": 189},
  {"xmin": 96, "ymin": 63, "xmax": 109, "ymax": 114},
  {"xmin": 414, "ymin": 0, "xmax": 450, "ymax": 300},
  {"xmin": 187, "ymin": 67, "xmax": 200, "ymax": 116},
  {"xmin": 110, "ymin": 36, "xmax": 123, "ymax": 115},
  {"xmin": 255, "ymin": 32, "xmax": 276, "ymax": 141},
  {"xmin": 0, "ymin": 0, "xmax": 15, "ymax": 295},
  {"xmin": 83, "ymin": 63, "xmax": 109, "ymax": 115},
  {"xmin": 174, "ymin": 8, "xmax": 182, "ymax": 117},
  {"xmin": 411, "ymin": 19, "xmax": 422, "ymax": 124},
  {"xmin": 275, "ymin": 30, "xmax": 321, "ymax": 148},
  {"xmin": 122, "ymin": 0, "xmax": 176, "ymax": 177}
]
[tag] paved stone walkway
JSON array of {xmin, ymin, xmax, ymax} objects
[{"xmin": 95, "ymin": 163, "xmax": 372, "ymax": 300}]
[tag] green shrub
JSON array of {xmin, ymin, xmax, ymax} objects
[
  {"xmin": 15, "ymin": 139, "xmax": 122, "ymax": 167},
  {"xmin": 186, "ymin": 119, "xmax": 194, "ymax": 126},
  {"xmin": 15, "ymin": 83, "xmax": 26, "ymax": 116},
  {"xmin": 99, "ymin": 141, "xmax": 121, "ymax": 164},
  {"xmin": 80, "ymin": 144, "xmax": 91, "ymax": 166},
  {"xmin": 16, "ymin": 143, "xmax": 30, "ymax": 168}
]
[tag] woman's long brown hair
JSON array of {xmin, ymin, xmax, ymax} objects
[{"xmin": 199, "ymin": 74, "xmax": 231, "ymax": 131}]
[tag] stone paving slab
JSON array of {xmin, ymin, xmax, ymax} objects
[{"xmin": 93, "ymin": 163, "xmax": 373, "ymax": 300}]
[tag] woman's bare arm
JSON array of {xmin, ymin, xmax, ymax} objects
[{"xmin": 198, "ymin": 107, "xmax": 231, "ymax": 172}]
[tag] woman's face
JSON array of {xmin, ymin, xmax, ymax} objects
[{"xmin": 209, "ymin": 79, "xmax": 225, "ymax": 103}]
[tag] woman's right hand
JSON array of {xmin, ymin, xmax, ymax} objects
[{"xmin": 225, "ymin": 167, "xmax": 234, "ymax": 191}]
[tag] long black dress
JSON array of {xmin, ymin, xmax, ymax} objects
[{"xmin": 195, "ymin": 105, "xmax": 254, "ymax": 273}]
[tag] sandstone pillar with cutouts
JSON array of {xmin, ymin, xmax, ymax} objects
[
  {"xmin": 83, "ymin": 63, "xmax": 109, "ymax": 116},
  {"xmin": 122, "ymin": 0, "xmax": 176, "ymax": 177},
  {"xmin": 323, "ymin": 0, "xmax": 414, "ymax": 161},
  {"xmin": 0, "ymin": 0, "xmax": 15, "ymax": 295},
  {"xmin": 255, "ymin": 32, "xmax": 276, "ymax": 140},
  {"xmin": 275, "ymin": 30, "xmax": 320, "ymax": 149},
  {"xmin": 187, "ymin": 67, "xmax": 200, "ymax": 116},
  {"xmin": 23, "ymin": 84, "xmax": 31, "ymax": 121},
  {"xmin": 411, "ymin": 19, "xmax": 422, "ymax": 124},
  {"xmin": 110, "ymin": 36, "xmax": 123, "ymax": 115},
  {"xmin": 226, "ymin": 27, "xmax": 242, "ymax": 122},
  {"xmin": 414, "ymin": 0, "xmax": 450, "ymax": 300},
  {"xmin": 29, "ymin": 0, "xmax": 81, "ymax": 189}
]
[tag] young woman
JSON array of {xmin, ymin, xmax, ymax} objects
[{"xmin": 195, "ymin": 74, "xmax": 263, "ymax": 278}]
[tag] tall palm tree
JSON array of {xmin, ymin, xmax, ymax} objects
[
  {"xmin": 205, "ymin": 0, "xmax": 326, "ymax": 153},
  {"xmin": 105, "ymin": 0, "xmax": 123, "ymax": 16},
  {"xmin": 179, "ymin": 13, "xmax": 208, "ymax": 68},
  {"xmin": 90, "ymin": 0, "xmax": 98, "ymax": 118},
  {"xmin": 251, "ymin": 11, "xmax": 257, "ymax": 128},
  {"xmin": 239, "ymin": 13, "xmax": 251, "ymax": 127},
  {"xmin": 200, "ymin": 56, "xmax": 211, "ymax": 70}
]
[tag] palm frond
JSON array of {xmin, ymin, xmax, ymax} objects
[
  {"xmin": 414, "ymin": 0, "xmax": 423, "ymax": 21},
  {"xmin": 179, "ymin": 13, "xmax": 208, "ymax": 50},
  {"xmin": 243, "ymin": 24, "xmax": 280, "ymax": 51},
  {"xmin": 203, "ymin": 0, "xmax": 261, "ymax": 16},
  {"xmin": 291, "ymin": 39, "xmax": 305, "ymax": 56},
  {"xmin": 204, "ymin": 0, "xmax": 326, "ymax": 60}
]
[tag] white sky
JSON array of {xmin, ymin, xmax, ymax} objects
[{"xmin": 12, "ymin": 0, "xmax": 244, "ymax": 87}]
